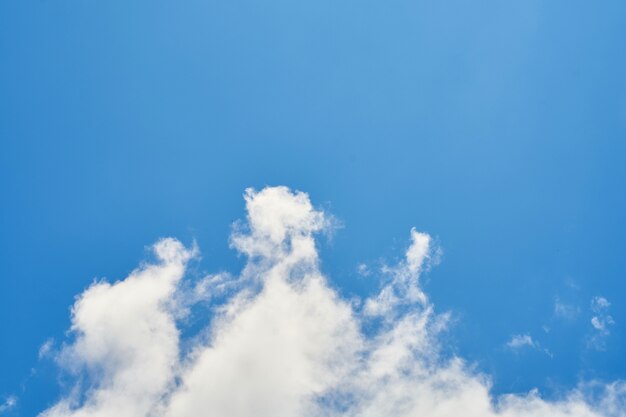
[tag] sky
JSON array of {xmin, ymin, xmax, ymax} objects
[{"xmin": 1, "ymin": 1, "xmax": 626, "ymax": 416}]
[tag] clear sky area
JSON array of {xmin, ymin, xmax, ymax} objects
[{"xmin": 1, "ymin": 1, "xmax": 625, "ymax": 416}]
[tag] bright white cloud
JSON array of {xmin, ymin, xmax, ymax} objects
[
  {"xmin": 406, "ymin": 228, "xmax": 431, "ymax": 274},
  {"xmin": 40, "ymin": 186, "xmax": 625, "ymax": 417},
  {"xmin": 363, "ymin": 229, "xmax": 431, "ymax": 317},
  {"xmin": 41, "ymin": 238, "xmax": 196, "ymax": 417}
]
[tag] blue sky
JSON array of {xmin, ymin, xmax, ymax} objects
[{"xmin": 1, "ymin": 1, "xmax": 626, "ymax": 416}]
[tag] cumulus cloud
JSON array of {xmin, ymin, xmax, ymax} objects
[{"xmin": 39, "ymin": 186, "xmax": 625, "ymax": 417}]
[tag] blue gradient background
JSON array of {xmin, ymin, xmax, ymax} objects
[{"xmin": 1, "ymin": 1, "xmax": 625, "ymax": 415}]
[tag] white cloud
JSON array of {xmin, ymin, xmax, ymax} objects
[
  {"xmin": 507, "ymin": 334, "xmax": 536, "ymax": 349},
  {"xmin": 41, "ymin": 238, "xmax": 196, "ymax": 417},
  {"xmin": 38, "ymin": 338, "xmax": 54, "ymax": 359},
  {"xmin": 356, "ymin": 263, "xmax": 370, "ymax": 277},
  {"xmin": 506, "ymin": 334, "xmax": 552, "ymax": 358},
  {"xmin": 406, "ymin": 228, "xmax": 431, "ymax": 274},
  {"xmin": 363, "ymin": 229, "xmax": 431, "ymax": 317},
  {"xmin": 39, "ymin": 186, "xmax": 625, "ymax": 417},
  {"xmin": 588, "ymin": 296, "xmax": 615, "ymax": 351},
  {"xmin": 591, "ymin": 296, "xmax": 611, "ymax": 313},
  {"xmin": 0, "ymin": 396, "xmax": 17, "ymax": 414},
  {"xmin": 554, "ymin": 298, "xmax": 580, "ymax": 320}
]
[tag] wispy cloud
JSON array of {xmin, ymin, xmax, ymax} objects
[
  {"xmin": 588, "ymin": 296, "xmax": 615, "ymax": 351},
  {"xmin": 0, "ymin": 396, "xmax": 17, "ymax": 414},
  {"xmin": 554, "ymin": 298, "xmax": 580, "ymax": 320},
  {"xmin": 507, "ymin": 334, "xmax": 536, "ymax": 349},
  {"xmin": 506, "ymin": 334, "xmax": 553, "ymax": 357},
  {"xmin": 356, "ymin": 263, "xmax": 370, "ymax": 277},
  {"xmin": 38, "ymin": 338, "xmax": 54, "ymax": 359},
  {"xmin": 37, "ymin": 187, "xmax": 625, "ymax": 417}
]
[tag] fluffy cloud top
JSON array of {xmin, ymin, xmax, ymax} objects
[{"xmin": 40, "ymin": 187, "xmax": 625, "ymax": 417}]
